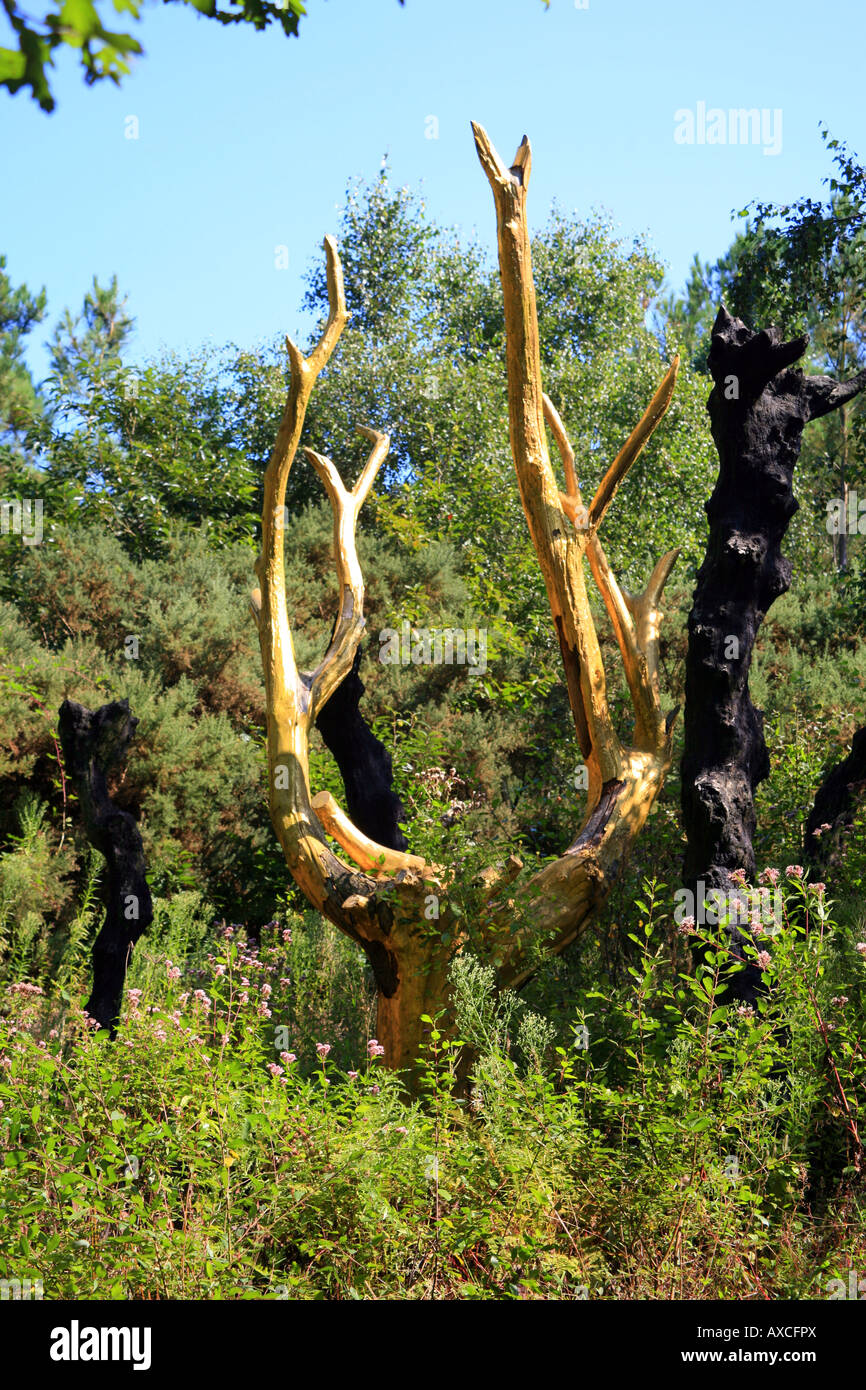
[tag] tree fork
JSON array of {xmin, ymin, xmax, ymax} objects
[{"xmin": 252, "ymin": 129, "xmax": 683, "ymax": 1081}]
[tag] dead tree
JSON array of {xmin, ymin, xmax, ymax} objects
[
  {"xmin": 804, "ymin": 725, "xmax": 866, "ymax": 871},
  {"xmin": 251, "ymin": 125, "xmax": 681, "ymax": 1078},
  {"xmin": 682, "ymin": 308, "xmax": 866, "ymax": 996},
  {"xmin": 58, "ymin": 699, "xmax": 153, "ymax": 1034},
  {"xmin": 315, "ymin": 646, "xmax": 408, "ymax": 852}
]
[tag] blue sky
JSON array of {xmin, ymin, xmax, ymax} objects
[{"xmin": 2, "ymin": 0, "xmax": 864, "ymax": 382}]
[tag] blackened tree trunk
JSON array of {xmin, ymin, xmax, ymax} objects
[
  {"xmin": 804, "ymin": 725, "xmax": 866, "ymax": 871},
  {"xmin": 58, "ymin": 699, "xmax": 153, "ymax": 1035},
  {"xmin": 315, "ymin": 646, "xmax": 408, "ymax": 853},
  {"xmin": 681, "ymin": 307, "xmax": 866, "ymax": 998}
]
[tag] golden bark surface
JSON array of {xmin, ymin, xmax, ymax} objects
[{"xmin": 253, "ymin": 127, "xmax": 681, "ymax": 1082}]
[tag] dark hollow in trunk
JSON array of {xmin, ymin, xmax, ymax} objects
[
  {"xmin": 58, "ymin": 698, "xmax": 153, "ymax": 1035},
  {"xmin": 804, "ymin": 725, "xmax": 866, "ymax": 871},
  {"xmin": 315, "ymin": 646, "xmax": 408, "ymax": 853},
  {"xmin": 681, "ymin": 307, "xmax": 866, "ymax": 1002}
]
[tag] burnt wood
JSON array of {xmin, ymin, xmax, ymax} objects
[
  {"xmin": 315, "ymin": 647, "xmax": 408, "ymax": 853},
  {"xmin": 58, "ymin": 698, "xmax": 153, "ymax": 1035},
  {"xmin": 681, "ymin": 307, "xmax": 866, "ymax": 1000},
  {"xmin": 804, "ymin": 725, "xmax": 866, "ymax": 871}
]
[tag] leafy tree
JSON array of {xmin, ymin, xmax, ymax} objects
[
  {"xmin": 734, "ymin": 132, "xmax": 866, "ymax": 573},
  {"xmin": 37, "ymin": 283, "xmax": 260, "ymax": 555},
  {"xmin": 303, "ymin": 169, "xmax": 717, "ymax": 617},
  {"xmin": 655, "ymin": 235, "xmax": 756, "ymax": 373},
  {"xmin": 0, "ymin": 254, "xmax": 46, "ymax": 440},
  {"xmin": 46, "ymin": 273, "xmax": 133, "ymax": 417},
  {"xmin": 661, "ymin": 129, "xmax": 866, "ymax": 575},
  {"xmin": 1, "ymin": 0, "xmax": 308, "ymax": 112}
]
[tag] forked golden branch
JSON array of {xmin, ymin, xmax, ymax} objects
[{"xmin": 252, "ymin": 127, "xmax": 681, "ymax": 1077}]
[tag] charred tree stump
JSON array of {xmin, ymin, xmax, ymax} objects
[
  {"xmin": 682, "ymin": 307, "xmax": 866, "ymax": 1000},
  {"xmin": 804, "ymin": 725, "xmax": 866, "ymax": 871},
  {"xmin": 315, "ymin": 646, "xmax": 408, "ymax": 852},
  {"xmin": 58, "ymin": 699, "xmax": 153, "ymax": 1035}
]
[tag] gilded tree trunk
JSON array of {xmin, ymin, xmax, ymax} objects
[{"xmin": 252, "ymin": 129, "xmax": 683, "ymax": 1084}]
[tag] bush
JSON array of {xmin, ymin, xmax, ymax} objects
[{"xmin": 0, "ymin": 878, "xmax": 862, "ymax": 1300}]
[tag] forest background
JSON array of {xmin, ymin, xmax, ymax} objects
[{"xmin": 0, "ymin": 0, "xmax": 865, "ymax": 1302}]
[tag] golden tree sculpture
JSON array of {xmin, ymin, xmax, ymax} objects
[{"xmin": 251, "ymin": 125, "xmax": 681, "ymax": 1079}]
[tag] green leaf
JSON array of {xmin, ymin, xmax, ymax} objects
[
  {"xmin": 0, "ymin": 48, "xmax": 27, "ymax": 83},
  {"xmin": 58, "ymin": 0, "xmax": 102, "ymax": 43}
]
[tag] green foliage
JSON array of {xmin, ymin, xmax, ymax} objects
[
  {"xmin": 0, "ymin": 255, "xmax": 46, "ymax": 440},
  {"xmin": 0, "ymin": 0, "xmax": 307, "ymax": 113},
  {"xmin": 0, "ymin": 879, "xmax": 862, "ymax": 1299},
  {"xmin": 740, "ymin": 127, "xmax": 866, "ymax": 335},
  {"xmin": 0, "ymin": 144, "xmax": 865, "ymax": 1301},
  {"xmin": 661, "ymin": 127, "xmax": 866, "ymax": 584}
]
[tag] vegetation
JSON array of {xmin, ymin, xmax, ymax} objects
[
  {"xmin": 0, "ymin": 128, "xmax": 864, "ymax": 1298},
  {"xmin": 2, "ymin": 0, "xmax": 306, "ymax": 113},
  {"xmin": 0, "ymin": 878, "xmax": 863, "ymax": 1299}
]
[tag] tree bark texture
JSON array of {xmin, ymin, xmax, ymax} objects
[{"xmin": 58, "ymin": 698, "xmax": 153, "ymax": 1035}]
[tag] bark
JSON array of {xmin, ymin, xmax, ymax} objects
[
  {"xmin": 804, "ymin": 725, "xmax": 866, "ymax": 870},
  {"xmin": 252, "ymin": 132, "xmax": 683, "ymax": 1083},
  {"xmin": 58, "ymin": 698, "xmax": 153, "ymax": 1035},
  {"xmin": 315, "ymin": 646, "xmax": 408, "ymax": 852},
  {"xmin": 681, "ymin": 307, "xmax": 866, "ymax": 999}
]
